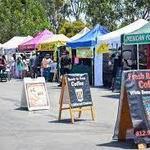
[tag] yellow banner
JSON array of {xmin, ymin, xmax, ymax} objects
[
  {"xmin": 96, "ymin": 43, "xmax": 109, "ymax": 54},
  {"xmin": 37, "ymin": 41, "xmax": 66, "ymax": 51}
]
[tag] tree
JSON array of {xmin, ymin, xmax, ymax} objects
[
  {"xmin": 59, "ymin": 20, "xmax": 87, "ymax": 37},
  {"xmin": 0, "ymin": 0, "xmax": 52, "ymax": 43},
  {"xmin": 67, "ymin": 0, "xmax": 86, "ymax": 20},
  {"xmin": 120, "ymin": 0, "xmax": 150, "ymax": 26},
  {"xmin": 84, "ymin": 0, "xmax": 150, "ymax": 31},
  {"xmin": 43, "ymin": 0, "xmax": 66, "ymax": 33},
  {"xmin": 84, "ymin": 0, "xmax": 121, "ymax": 31}
]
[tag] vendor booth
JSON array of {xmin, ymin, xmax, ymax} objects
[
  {"xmin": 37, "ymin": 34, "xmax": 71, "ymax": 81},
  {"xmin": 37, "ymin": 33, "xmax": 70, "ymax": 62},
  {"xmin": 97, "ymin": 19, "xmax": 148, "ymax": 89},
  {"xmin": 113, "ymin": 22, "xmax": 150, "ymax": 148},
  {"xmin": 123, "ymin": 22, "xmax": 150, "ymax": 70},
  {"xmin": 67, "ymin": 24, "xmax": 109, "ymax": 86}
]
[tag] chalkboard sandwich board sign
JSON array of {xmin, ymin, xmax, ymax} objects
[
  {"xmin": 113, "ymin": 70, "xmax": 150, "ymax": 149},
  {"xmin": 113, "ymin": 68, "xmax": 122, "ymax": 92},
  {"xmin": 59, "ymin": 73, "xmax": 95, "ymax": 123},
  {"xmin": 21, "ymin": 77, "xmax": 50, "ymax": 111}
]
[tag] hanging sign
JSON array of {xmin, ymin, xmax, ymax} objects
[
  {"xmin": 76, "ymin": 48, "xmax": 93, "ymax": 58},
  {"xmin": 96, "ymin": 43, "xmax": 109, "ymax": 54},
  {"xmin": 124, "ymin": 33, "xmax": 150, "ymax": 45}
]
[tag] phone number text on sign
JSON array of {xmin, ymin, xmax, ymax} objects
[{"xmin": 135, "ymin": 130, "xmax": 150, "ymax": 137}]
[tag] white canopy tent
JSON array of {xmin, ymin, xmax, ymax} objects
[
  {"xmin": 2, "ymin": 36, "xmax": 32, "ymax": 54},
  {"xmin": 70, "ymin": 27, "xmax": 90, "ymax": 41},
  {"xmin": 98, "ymin": 19, "xmax": 148, "ymax": 49}
]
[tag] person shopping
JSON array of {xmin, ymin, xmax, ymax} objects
[{"xmin": 41, "ymin": 54, "xmax": 53, "ymax": 81}]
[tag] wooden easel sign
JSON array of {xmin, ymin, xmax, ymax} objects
[
  {"xmin": 59, "ymin": 73, "xmax": 95, "ymax": 123},
  {"xmin": 21, "ymin": 77, "xmax": 50, "ymax": 111},
  {"xmin": 113, "ymin": 70, "xmax": 150, "ymax": 148}
]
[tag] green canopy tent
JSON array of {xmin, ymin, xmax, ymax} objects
[{"xmin": 123, "ymin": 22, "xmax": 150, "ymax": 69}]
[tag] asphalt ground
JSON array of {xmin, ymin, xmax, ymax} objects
[{"xmin": 0, "ymin": 80, "xmax": 138, "ymax": 150}]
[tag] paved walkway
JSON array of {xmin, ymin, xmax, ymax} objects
[{"xmin": 0, "ymin": 80, "xmax": 136, "ymax": 150}]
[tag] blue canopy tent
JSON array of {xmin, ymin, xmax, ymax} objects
[
  {"xmin": 67, "ymin": 24, "xmax": 108, "ymax": 48},
  {"xmin": 67, "ymin": 24, "xmax": 109, "ymax": 86}
]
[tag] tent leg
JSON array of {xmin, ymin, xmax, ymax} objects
[{"xmin": 137, "ymin": 44, "xmax": 140, "ymax": 70}]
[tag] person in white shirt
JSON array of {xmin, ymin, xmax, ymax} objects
[{"xmin": 41, "ymin": 54, "xmax": 53, "ymax": 81}]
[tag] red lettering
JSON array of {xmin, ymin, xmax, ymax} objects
[
  {"xmin": 128, "ymin": 73, "xmax": 145, "ymax": 80},
  {"xmin": 138, "ymin": 80, "xmax": 150, "ymax": 89}
]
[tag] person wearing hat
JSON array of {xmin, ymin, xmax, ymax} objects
[{"xmin": 41, "ymin": 54, "xmax": 53, "ymax": 81}]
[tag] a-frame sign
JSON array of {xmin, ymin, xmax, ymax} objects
[
  {"xmin": 113, "ymin": 70, "xmax": 150, "ymax": 149},
  {"xmin": 58, "ymin": 73, "xmax": 95, "ymax": 123},
  {"xmin": 21, "ymin": 77, "xmax": 50, "ymax": 111}
]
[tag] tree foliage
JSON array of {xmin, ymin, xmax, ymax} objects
[
  {"xmin": 43, "ymin": 0, "xmax": 67, "ymax": 33},
  {"xmin": 66, "ymin": 0, "xmax": 86, "ymax": 20},
  {"xmin": 59, "ymin": 20, "xmax": 87, "ymax": 37},
  {"xmin": 84, "ymin": 0, "xmax": 150, "ymax": 31},
  {"xmin": 0, "ymin": 0, "xmax": 52, "ymax": 43},
  {"xmin": 84, "ymin": 0, "xmax": 122, "ymax": 31},
  {"xmin": 0, "ymin": 0, "xmax": 149, "ymax": 43},
  {"xmin": 120, "ymin": 0, "xmax": 150, "ymax": 26}
]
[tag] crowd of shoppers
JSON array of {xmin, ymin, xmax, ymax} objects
[{"xmin": 0, "ymin": 49, "xmax": 72, "ymax": 83}]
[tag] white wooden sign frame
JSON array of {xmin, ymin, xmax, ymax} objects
[{"xmin": 21, "ymin": 77, "xmax": 50, "ymax": 111}]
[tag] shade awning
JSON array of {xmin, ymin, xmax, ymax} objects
[
  {"xmin": 67, "ymin": 24, "xmax": 109, "ymax": 48},
  {"xmin": 123, "ymin": 22, "xmax": 150, "ymax": 45},
  {"xmin": 2, "ymin": 36, "xmax": 32, "ymax": 54},
  {"xmin": 37, "ymin": 34, "xmax": 70, "ymax": 51},
  {"xmin": 18, "ymin": 29, "xmax": 53, "ymax": 51}
]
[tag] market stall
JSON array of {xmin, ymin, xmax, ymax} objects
[
  {"xmin": 97, "ymin": 19, "xmax": 148, "ymax": 89},
  {"xmin": 37, "ymin": 34, "xmax": 70, "ymax": 80},
  {"xmin": 114, "ymin": 23, "xmax": 150, "ymax": 148},
  {"xmin": 67, "ymin": 24, "xmax": 109, "ymax": 86},
  {"xmin": 37, "ymin": 33, "xmax": 70, "ymax": 62},
  {"xmin": 123, "ymin": 22, "xmax": 150, "ymax": 70}
]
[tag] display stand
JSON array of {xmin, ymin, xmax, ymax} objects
[
  {"xmin": 114, "ymin": 70, "xmax": 150, "ymax": 149},
  {"xmin": 58, "ymin": 74, "xmax": 95, "ymax": 124},
  {"xmin": 21, "ymin": 77, "xmax": 50, "ymax": 111}
]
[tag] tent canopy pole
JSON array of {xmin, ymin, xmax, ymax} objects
[{"xmin": 137, "ymin": 44, "xmax": 140, "ymax": 70}]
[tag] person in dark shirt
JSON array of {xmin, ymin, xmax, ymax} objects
[
  {"xmin": 0, "ymin": 55, "xmax": 6, "ymax": 72},
  {"xmin": 60, "ymin": 51, "xmax": 71, "ymax": 75},
  {"xmin": 58, "ymin": 51, "xmax": 71, "ymax": 86}
]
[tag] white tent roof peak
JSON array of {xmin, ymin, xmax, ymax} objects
[
  {"xmin": 99, "ymin": 19, "xmax": 148, "ymax": 42},
  {"xmin": 2, "ymin": 36, "xmax": 33, "ymax": 50},
  {"xmin": 70, "ymin": 27, "xmax": 90, "ymax": 41}
]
